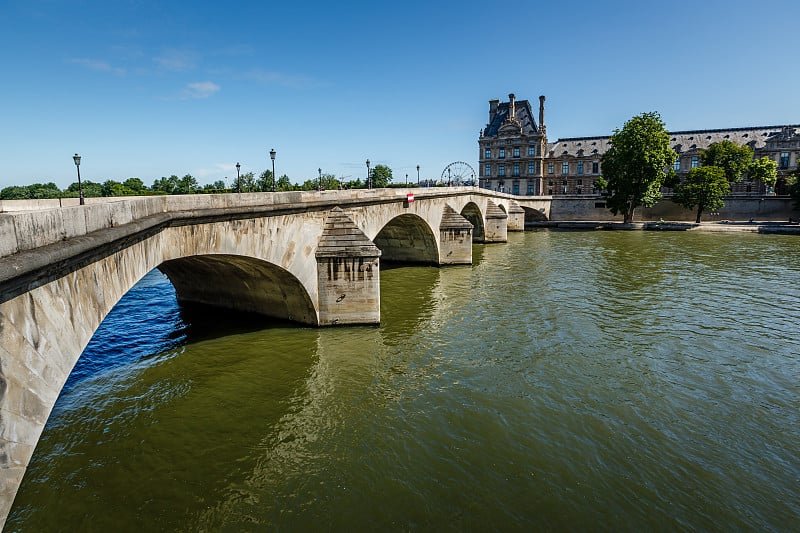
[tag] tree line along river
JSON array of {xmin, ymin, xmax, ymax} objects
[{"xmin": 7, "ymin": 230, "xmax": 800, "ymax": 531}]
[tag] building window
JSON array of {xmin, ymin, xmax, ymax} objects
[
  {"xmin": 484, "ymin": 163, "xmax": 491, "ymax": 177},
  {"xmin": 528, "ymin": 145, "xmax": 536, "ymax": 156},
  {"xmin": 691, "ymin": 156, "xmax": 699, "ymax": 168},
  {"xmin": 548, "ymin": 188, "xmax": 553, "ymax": 195},
  {"xmin": 577, "ymin": 161, "xmax": 584, "ymax": 174},
  {"xmin": 513, "ymin": 147, "xmax": 520, "ymax": 158},
  {"xmin": 528, "ymin": 162, "xmax": 535, "ymax": 174},
  {"xmin": 548, "ymin": 180, "xmax": 554, "ymax": 186},
  {"xmin": 498, "ymin": 164, "xmax": 505, "ymax": 177},
  {"xmin": 780, "ymin": 152, "xmax": 790, "ymax": 169},
  {"xmin": 592, "ymin": 161, "xmax": 599, "ymax": 174},
  {"xmin": 577, "ymin": 179, "xmax": 582, "ymax": 186},
  {"xmin": 674, "ymin": 159, "xmax": 681, "ymax": 172},
  {"xmin": 562, "ymin": 161, "xmax": 569, "ymax": 174},
  {"xmin": 499, "ymin": 148, "xmax": 505, "ymax": 159},
  {"xmin": 484, "ymin": 148, "xmax": 491, "ymax": 159},
  {"xmin": 513, "ymin": 181, "xmax": 520, "ymax": 195},
  {"xmin": 562, "ymin": 180, "xmax": 568, "ymax": 194},
  {"xmin": 527, "ymin": 182, "xmax": 534, "ymax": 195},
  {"xmin": 513, "ymin": 163, "xmax": 520, "ymax": 177},
  {"xmin": 548, "ymin": 162, "xmax": 554, "ymax": 174}
]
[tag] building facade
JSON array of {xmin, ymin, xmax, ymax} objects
[{"xmin": 479, "ymin": 94, "xmax": 800, "ymax": 196}]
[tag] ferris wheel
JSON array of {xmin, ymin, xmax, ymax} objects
[{"xmin": 441, "ymin": 161, "xmax": 477, "ymax": 186}]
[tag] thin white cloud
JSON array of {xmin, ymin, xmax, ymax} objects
[
  {"xmin": 154, "ymin": 48, "xmax": 197, "ymax": 72},
  {"xmin": 182, "ymin": 81, "xmax": 220, "ymax": 99},
  {"xmin": 242, "ymin": 68, "xmax": 324, "ymax": 89},
  {"xmin": 69, "ymin": 58, "xmax": 126, "ymax": 75}
]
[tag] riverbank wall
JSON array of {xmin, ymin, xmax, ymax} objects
[{"xmin": 550, "ymin": 196, "xmax": 797, "ymax": 222}]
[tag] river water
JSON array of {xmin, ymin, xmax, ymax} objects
[{"xmin": 8, "ymin": 231, "xmax": 800, "ymax": 531}]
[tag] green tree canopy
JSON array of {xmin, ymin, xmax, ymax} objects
[
  {"xmin": 700, "ymin": 140, "xmax": 753, "ymax": 182},
  {"xmin": 66, "ymin": 180, "xmax": 103, "ymax": 197},
  {"xmin": 600, "ymin": 112, "xmax": 676, "ymax": 223},
  {"xmin": 257, "ymin": 170, "xmax": 273, "ymax": 191},
  {"xmin": 673, "ymin": 166, "xmax": 730, "ymax": 223},
  {"xmin": 370, "ymin": 164, "xmax": 393, "ymax": 188},
  {"xmin": 275, "ymin": 174, "xmax": 294, "ymax": 192},
  {"xmin": 152, "ymin": 175, "xmax": 180, "ymax": 194},
  {"xmin": 747, "ymin": 156, "xmax": 778, "ymax": 188}
]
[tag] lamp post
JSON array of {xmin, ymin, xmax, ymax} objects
[
  {"xmin": 448, "ymin": 168, "xmax": 452, "ymax": 187},
  {"xmin": 72, "ymin": 153, "xmax": 84, "ymax": 205},
  {"xmin": 366, "ymin": 159, "xmax": 371, "ymax": 189},
  {"xmin": 405, "ymin": 173, "xmax": 408, "ymax": 185},
  {"xmin": 270, "ymin": 148, "xmax": 276, "ymax": 192},
  {"xmin": 417, "ymin": 164, "xmax": 420, "ymax": 186},
  {"xmin": 318, "ymin": 167, "xmax": 322, "ymax": 191},
  {"xmin": 236, "ymin": 162, "xmax": 241, "ymax": 193}
]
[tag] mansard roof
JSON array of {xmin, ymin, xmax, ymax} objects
[
  {"xmin": 484, "ymin": 99, "xmax": 540, "ymax": 138},
  {"xmin": 548, "ymin": 125, "xmax": 800, "ymax": 157}
]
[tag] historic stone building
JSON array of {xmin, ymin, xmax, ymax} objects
[{"xmin": 479, "ymin": 94, "xmax": 800, "ymax": 196}]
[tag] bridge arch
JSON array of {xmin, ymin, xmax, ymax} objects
[
  {"xmin": 159, "ymin": 254, "xmax": 317, "ymax": 325},
  {"xmin": 372, "ymin": 214, "xmax": 439, "ymax": 264},
  {"xmin": 460, "ymin": 202, "xmax": 485, "ymax": 242},
  {"xmin": 521, "ymin": 206, "xmax": 548, "ymax": 222}
]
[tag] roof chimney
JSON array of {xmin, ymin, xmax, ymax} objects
[
  {"xmin": 539, "ymin": 95, "xmax": 546, "ymax": 131},
  {"xmin": 489, "ymin": 99, "xmax": 500, "ymax": 123},
  {"xmin": 508, "ymin": 93, "xmax": 516, "ymax": 121}
]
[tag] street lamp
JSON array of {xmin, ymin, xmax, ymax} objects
[
  {"xmin": 448, "ymin": 168, "xmax": 452, "ymax": 187},
  {"xmin": 405, "ymin": 173, "xmax": 408, "ymax": 185},
  {"xmin": 417, "ymin": 164, "xmax": 420, "ymax": 186},
  {"xmin": 318, "ymin": 167, "xmax": 322, "ymax": 191},
  {"xmin": 72, "ymin": 154, "xmax": 84, "ymax": 205},
  {"xmin": 270, "ymin": 148, "xmax": 276, "ymax": 192},
  {"xmin": 236, "ymin": 162, "xmax": 241, "ymax": 193},
  {"xmin": 366, "ymin": 159, "xmax": 371, "ymax": 189}
]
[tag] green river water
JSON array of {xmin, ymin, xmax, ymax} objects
[{"xmin": 7, "ymin": 230, "xmax": 800, "ymax": 531}]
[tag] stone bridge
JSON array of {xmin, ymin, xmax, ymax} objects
[{"xmin": 0, "ymin": 187, "xmax": 549, "ymax": 526}]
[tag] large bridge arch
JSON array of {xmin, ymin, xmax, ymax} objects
[
  {"xmin": 372, "ymin": 213, "xmax": 439, "ymax": 264},
  {"xmin": 159, "ymin": 254, "xmax": 317, "ymax": 325}
]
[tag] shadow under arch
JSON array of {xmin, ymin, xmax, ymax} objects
[
  {"xmin": 521, "ymin": 206, "xmax": 548, "ymax": 223},
  {"xmin": 158, "ymin": 254, "xmax": 318, "ymax": 325},
  {"xmin": 372, "ymin": 213, "xmax": 439, "ymax": 264},
  {"xmin": 460, "ymin": 202, "xmax": 485, "ymax": 242}
]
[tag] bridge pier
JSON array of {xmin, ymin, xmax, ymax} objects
[
  {"xmin": 507, "ymin": 202, "xmax": 526, "ymax": 231},
  {"xmin": 484, "ymin": 201, "xmax": 509, "ymax": 242},
  {"xmin": 315, "ymin": 208, "xmax": 381, "ymax": 326},
  {"xmin": 438, "ymin": 205, "xmax": 473, "ymax": 265}
]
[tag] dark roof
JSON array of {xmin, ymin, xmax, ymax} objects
[
  {"xmin": 551, "ymin": 125, "xmax": 800, "ymax": 157},
  {"xmin": 484, "ymin": 100, "xmax": 540, "ymax": 137}
]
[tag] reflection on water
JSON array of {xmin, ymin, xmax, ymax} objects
[{"xmin": 9, "ymin": 232, "xmax": 800, "ymax": 531}]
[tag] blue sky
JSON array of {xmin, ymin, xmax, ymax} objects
[{"xmin": 2, "ymin": 0, "xmax": 799, "ymax": 189}]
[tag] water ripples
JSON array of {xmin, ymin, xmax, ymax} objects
[{"xmin": 9, "ymin": 231, "xmax": 800, "ymax": 531}]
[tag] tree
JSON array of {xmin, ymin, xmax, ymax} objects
[
  {"xmin": 257, "ymin": 170, "xmax": 273, "ymax": 191},
  {"xmin": 67, "ymin": 180, "xmax": 102, "ymax": 197},
  {"xmin": 275, "ymin": 174, "xmax": 294, "ymax": 192},
  {"xmin": 700, "ymin": 140, "xmax": 753, "ymax": 182},
  {"xmin": 370, "ymin": 164, "xmax": 393, "ymax": 188},
  {"xmin": 152, "ymin": 175, "xmax": 180, "ymax": 194},
  {"xmin": 123, "ymin": 177, "xmax": 146, "ymax": 194},
  {"xmin": 176, "ymin": 174, "xmax": 199, "ymax": 194},
  {"xmin": 600, "ymin": 112, "xmax": 676, "ymax": 223},
  {"xmin": 747, "ymin": 156, "xmax": 777, "ymax": 191},
  {"xmin": 673, "ymin": 166, "xmax": 730, "ymax": 223},
  {"xmin": 787, "ymin": 170, "xmax": 800, "ymax": 210}
]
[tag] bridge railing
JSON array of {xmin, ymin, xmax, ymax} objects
[{"xmin": 1, "ymin": 187, "xmax": 531, "ymax": 260}]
